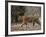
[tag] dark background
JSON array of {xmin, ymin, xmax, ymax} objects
[{"xmin": 11, "ymin": 5, "xmax": 41, "ymax": 23}]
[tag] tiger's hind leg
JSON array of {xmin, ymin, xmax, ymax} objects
[
  {"xmin": 33, "ymin": 21, "xmax": 35, "ymax": 26},
  {"xmin": 35, "ymin": 19, "xmax": 41, "ymax": 25}
]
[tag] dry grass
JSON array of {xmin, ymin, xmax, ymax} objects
[{"xmin": 11, "ymin": 23, "xmax": 41, "ymax": 31}]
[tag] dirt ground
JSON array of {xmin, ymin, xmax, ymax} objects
[{"xmin": 11, "ymin": 23, "xmax": 41, "ymax": 31}]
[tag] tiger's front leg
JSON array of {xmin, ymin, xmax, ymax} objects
[
  {"xmin": 21, "ymin": 21, "xmax": 27, "ymax": 27},
  {"xmin": 21, "ymin": 16, "xmax": 27, "ymax": 27}
]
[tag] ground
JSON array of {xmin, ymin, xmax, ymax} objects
[{"xmin": 11, "ymin": 23, "xmax": 41, "ymax": 31}]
